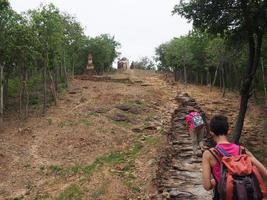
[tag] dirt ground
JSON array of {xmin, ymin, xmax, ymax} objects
[
  {"xmin": 0, "ymin": 70, "xmax": 266, "ymax": 199},
  {"xmin": 0, "ymin": 70, "xmax": 178, "ymax": 199}
]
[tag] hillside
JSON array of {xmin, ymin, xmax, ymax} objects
[{"xmin": 0, "ymin": 70, "xmax": 266, "ymax": 199}]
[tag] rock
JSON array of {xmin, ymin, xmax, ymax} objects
[
  {"xmin": 169, "ymin": 189, "xmax": 194, "ymax": 199},
  {"xmin": 115, "ymin": 104, "xmax": 131, "ymax": 111},
  {"xmin": 162, "ymin": 191, "xmax": 170, "ymax": 198},
  {"xmin": 89, "ymin": 107, "xmax": 110, "ymax": 114},
  {"xmin": 111, "ymin": 113, "xmax": 130, "ymax": 122},
  {"xmin": 129, "ymin": 107, "xmax": 142, "ymax": 114},
  {"xmin": 141, "ymin": 83, "xmax": 152, "ymax": 87},
  {"xmin": 135, "ymin": 100, "xmax": 143, "ymax": 105},
  {"xmin": 134, "ymin": 80, "xmax": 143, "ymax": 84},
  {"xmin": 152, "ymin": 101, "xmax": 160, "ymax": 106},
  {"xmin": 132, "ymin": 127, "xmax": 143, "ymax": 133},
  {"xmin": 144, "ymin": 125, "xmax": 158, "ymax": 131},
  {"xmin": 80, "ymin": 97, "xmax": 87, "ymax": 103},
  {"xmin": 18, "ymin": 127, "xmax": 33, "ymax": 134},
  {"xmin": 212, "ymin": 100, "xmax": 223, "ymax": 104}
]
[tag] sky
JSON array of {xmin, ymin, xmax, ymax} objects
[{"xmin": 9, "ymin": 0, "xmax": 192, "ymax": 63}]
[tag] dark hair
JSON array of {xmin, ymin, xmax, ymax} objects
[{"xmin": 209, "ymin": 115, "xmax": 229, "ymax": 135}]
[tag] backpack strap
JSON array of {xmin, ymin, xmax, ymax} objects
[
  {"xmin": 189, "ymin": 112, "xmax": 200, "ymax": 117},
  {"xmin": 208, "ymin": 148, "xmax": 222, "ymax": 163},
  {"xmin": 215, "ymin": 145, "xmax": 231, "ymax": 157},
  {"xmin": 239, "ymin": 145, "xmax": 246, "ymax": 155}
]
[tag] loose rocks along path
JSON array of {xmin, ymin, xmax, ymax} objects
[{"xmin": 151, "ymin": 92, "xmax": 212, "ymax": 200}]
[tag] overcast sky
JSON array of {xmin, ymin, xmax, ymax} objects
[{"xmin": 9, "ymin": 0, "xmax": 192, "ymax": 62}]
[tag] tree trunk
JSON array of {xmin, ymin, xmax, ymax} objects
[
  {"xmin": 72, "ymin": 54, "xmax": 75, "ymax": 79},
  {"xmin": 233, "ymin": 31, "xmax": 263, "ymax": 144},
  {"xmin": 63, "ymin": 50, "xmax": 69, "ymax": 88},
  {"xmin": 25, "ymin": 69, "xmax": 29, "ymax": 119},
  {"xmin": 212, "ymin": 65, "xmax": 219, "ymax": 87},
  {"xmin": 43, "ymin": 53, "xmax": 48, "ymax": 115},
  {"xmin": 0, "ymin": 64, "xmax": 4, "ymax": 124},
  {"xmin": 60, "ymin": 55, "xmax": 63, "ymax": 79},
  {"xmin": 183, "ymin": 65, "xmax": 187, "ymax": 86},
  {"xmin": 206, "ymin": 70, "xmax": 209, "ymax": 85},
  {"xmin": 261, "ymin": 58, "xmax": 267, "ymax": 106},
  {"xmin": 200, "ymin": 72, "xmax": 203, "ymax": 85},
  {"xmin": 4, "ymin": 75, "xmax": 8, "ymax": 108},
  {"xmin": 221, "ymin": 65, "xmax": 226, "ymax": 97},
  {"xmin": 219, "ymin": 67, "xmax": 222, "ymax": 91},
  {"xmin": 55, "ymin": 68, "xmax": 59, "ymax": 92},
  {"xmin": 174, "ymin": 68, "xmax": 178, "ymax": 81},
  {"xmin": 19, "ymin": 66, "xmax": 29, "ymax": 119},
  {"xmin": 252, "ymin": 79, "xmax": 257, "ymax": 101},
  {"xmin": 48, "ymin": 70, "xmax": 57, "ymax": 106}
]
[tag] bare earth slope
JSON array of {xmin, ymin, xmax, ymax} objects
[
  {"xmin": 0, "ymin": 70, "xmax": 266, "ymax": 200},
  {"xmin": 0, "ymin": 70, "xmax": 178, "ymax": 199}
]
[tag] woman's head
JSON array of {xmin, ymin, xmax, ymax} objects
[{"xmin": 209, "ymin": 114, "xmax": 229, "ymax": 136}]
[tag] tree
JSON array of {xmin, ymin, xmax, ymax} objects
[
  {"xmin": 165, "ymin": 37, "xmax": 193, "ymax": 84},
  {"xmin": 174, "ymin": 0, "xmax": 267, "ymax": 143},
  {"xmin": 155, "ymin": 43, "xmax": 171, "ymax": 71},
  {"xmin": 62, "ymin": 13, "xmax": 86, "ymax": 78},
  {"xmin": 0, "ymin": 1, "xmax": 122, "ymax": 121},
  {"xmin": 0, "ymin": 0, "xmax": 19, "ymax": 123},
  {"xmin": 12, "ymin": 14, "xmax": 40, "ymax": 118},
  {"xmin": 29, "ymin": 3, "xmax": 66, "ymax": 113},
  {"xmin": 87, "ymin": 34, "xmax": 120, "ymax": 74},
  {"xmin": 131, "ymin": 57, "xmax": 155, "ymax": 70}
]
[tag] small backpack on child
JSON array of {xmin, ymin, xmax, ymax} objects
[
  {"xmin": 209, "ymin": 145, "xmax": 267, "ymax": 200},
  {"xmin": 190, "ymin": 112, "xmax": 204, "ymax": 128}
]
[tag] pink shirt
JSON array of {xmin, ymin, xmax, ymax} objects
[
  {"xmin": 185, "ymin": 112, "xmax": 200, "ymax": 131},
  {"xmin": 212, "ymin": 143, "xmax": 240, "ymax": 182}
]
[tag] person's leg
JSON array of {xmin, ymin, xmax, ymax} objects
[
  {"xmin": 191, "ymin": 128, "xmax": 198, "ymax": 156},
  {"xmin": 197, "ymin": 126, "xmax": 204, "ymax": 150}
]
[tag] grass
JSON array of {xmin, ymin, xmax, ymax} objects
[
  {"xmin": 33, "ymin": 193, "xmax": 51, "ymax": 200},
  {"xmin": 45, "ymin": 141, "xmax": 144, "ymax": 178},
  {"xmin": 47, "ymin": 118, "xmax": 53, "ymax": 125},
  {"xmin": 55, "ymin": 185, "xmax": 83, "ymax": 200},
  {"xmin": 50, "ymin": 165, "xmax": 64, "ymax": 175},
  {"xmin": 79, "ymin": 118, "xmax": 92, "ymax": 126},
  {"xmin": 43, "ymin": 139, "xmax": 154, "ymax": 196},
  {"xmin": 143, "ymin": 135, "xmax": 160, "ymax": 145},
  {"xmin": 89, "ymin": 182, "xmax": 108, "ymax": 199},
  {"xmin": 113, "ymin": 120, "xmax": 130, "ymax": 126},
  {"xmin": 58, "ymin": 118, "xmax": 92, "ymax": 128},
  {"xmin": 87, "ymin": 111, "xmax": 100, "ymax": 117},
  {"xmin": 58, "ymin": 120, "xmax": 76, "ymax": 128}
]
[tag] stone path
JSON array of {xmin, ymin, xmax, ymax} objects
[{"xmin": 151, "ymin": 92, "xmax": 213, "ymax": 200}]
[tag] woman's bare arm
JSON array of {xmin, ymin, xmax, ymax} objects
[
  {"xmin": 246, "ymin": 149, "xmax": 267, "ymax": 178},
  {"xmin": 202, "ymin": 150, "xmax": 216, "ymax": 190}
]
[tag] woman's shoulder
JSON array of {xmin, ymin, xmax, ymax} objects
[{"xmin": 202, "ymin": 149, "xmax": 213, "ymax": 160}]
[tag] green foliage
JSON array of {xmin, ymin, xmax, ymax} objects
[
  {"xmin": 86, "ymin": 34, "xmax": 120, "ymax": 74},
  {"xmin": 173, "ymin": 0, "xmax": 267, "ymax": 36},
  {"xmin": 55, "ymin": 185, "xmax": 83, "ymax": 200},
  {"xmin": 131, "ymin": 57, "xmax": 155, "ymax": 70},
  {"xmin": 155, "ymin": 31, "xmax": 251, "ymax": 89},
  {"xmin": 155, "ymin": 35, "xmax": 194, "ymax": 71},
  {"xmin": 0, "ymin": 2, "xmax": 121, "ymax": 118}
]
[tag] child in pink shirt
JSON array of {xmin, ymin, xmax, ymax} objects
[{"xmin": 185, "ymin": 110, "xmax": 205, "ymax": 156}]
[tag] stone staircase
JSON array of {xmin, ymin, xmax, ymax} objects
[{"xmin": 151, "ymin": 92, "xmax": 213, "ymax": 200}]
